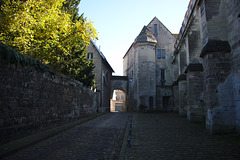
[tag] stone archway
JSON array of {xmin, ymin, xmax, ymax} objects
[
  {"xmin": 111, "ymin": 76, "xmax": 128, "ymax": 95},
  {"xmin": 111, "ymin": 76, "xmax": 128, "ymax": 112}
]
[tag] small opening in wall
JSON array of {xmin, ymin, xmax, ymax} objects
[{"xmin": 238, "ymin": 13, "xmax": 240, "ymax": 18}]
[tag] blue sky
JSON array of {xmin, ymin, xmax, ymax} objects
[{"xmin": 79, "ymin": 0, "xmax": 190, "ymax": 75}]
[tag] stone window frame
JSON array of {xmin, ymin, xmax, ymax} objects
[
  {"xmin": 157, "ymin": 48, "xmax": 166, "ymax": 59},
  {"xmin": 87, "ymin": 52, "xmax": 93, "ymax": 60}
]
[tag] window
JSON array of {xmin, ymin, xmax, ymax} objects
[
  {"xmin": 157, "ymin": 49, "xmax": 166, "ymax": 59},
  {"xmin": 154, "ymin": 24, "xmax": 158, "ymax": 34},
  {"xmin": 87, "ymin": 53, "xmax": 93, "ymax": 60},
  {"xmin": 157, "ymin": 49, "xmax": 165, "ymax": 59},
  {"xmin": 157, "ymin": 49, "xmax": 161, "ymax": 59},
  {"xmin": 161, "ymin": 69, "xmax": 165, "ymax": 80},
  {"xmin": 161, "ymin": 49, "xmax": 165, "ymax": 59}
]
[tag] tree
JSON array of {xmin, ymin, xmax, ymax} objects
[
  {"xmin": 60, "ymin": 0, "xmax": 96, "ymax": 87},
  {"xmin": 0, "ymin": 0, "xmax": 97, "ymax": 87},
  {"xmin": 62, "ymin": 0, "xmax": 81, "ymax": 22}
]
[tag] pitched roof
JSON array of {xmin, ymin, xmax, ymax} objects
[
  {"xmin": 134, "ymin": 26, "xmax": 157, "ymax": 43},
  {"xmin": 123, "ymin": 17, "xmax": 175, "ymax": 59},
  {"xmin": 147, "ymin": 17, "xmax": 176, "ymax": 37}
]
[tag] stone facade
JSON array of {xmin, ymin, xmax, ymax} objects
[
  {"xmin": 0, "ymin": 44, "xmax": 99, "ymax": 144},
  {"xmin": 123, "ymin": 17, "xmax": 176, "ymax": 112},
  {"xmin": 123, "ymin": 0, "xmax": 240, "ymax": 134},
  {"xmin": 87, "ymin": 40, "xmax": 114, "ymax": 112},
  {"xmin": 172, "ymin": 0, "xmax": 240, "ymax": 134}
]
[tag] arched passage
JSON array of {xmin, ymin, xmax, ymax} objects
[
  {"xmin": 111, "ymin": 76, "xmax": 128, "ymax": 112},
  {"xmin": 111, "ymin": 76, "xmax": 128, "ymax": 94},
  {"xmin": 110, "ymin": 90, "xmax": 127, "ymax": 112}
]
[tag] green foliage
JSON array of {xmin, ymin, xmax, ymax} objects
[
  {"xmin": 0, "ymin": 43, "xmax": 48, "ymax": 70},
  {"xmin": 62, "ymin": 0, "xmax": 81, "ymax": 22},
  {"xmin": 0, "ymin": 0, "xmax": 97, "ymax": 87},
  {"xmin": 60, "ymin": 0, "xmax": 96, "ymax": 87}
]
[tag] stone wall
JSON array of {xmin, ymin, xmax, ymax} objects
[
  {"xmin": 101, "ymin": 61, "xmax": 113, "ymax": 112},
  {"xmin": 178, "ymin": 77, "xmax": 187, "ymax": 116},
  {"xmin": 87, "ymin": 40, "xmax": 113, "ymax": 112},
  {"xmin": 172, "ymin": 84, "xmax": 179, "ymax": 112},
  {"xmin": 225, "ymin": 0, "xmax": 240, "ymax": 132},
  {"xmin": 173, "ymin": 0, "xmax": 240, "ymax": 134},
  {"xmin": 87, "ymin": 41, "xmax": 102, "ymax": 92},
  {"xmin": 0, "ymin": 44, "xmax": 99, "ymax": 144},
  {"xmin": 123, "ymin": 44, "xmax": 137, "ymax": 111}
]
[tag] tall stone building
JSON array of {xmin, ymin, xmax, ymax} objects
[
  {"xmin": 87, "ymin": 40, "xmax": 114, "ymax": 112},
  {"xmin": 123, "ymin": 17, "xmax": 176, "ymax": 112},
  {"xmin": 123, "ymin": 0, "xmax": 240, "ymax": 134}
]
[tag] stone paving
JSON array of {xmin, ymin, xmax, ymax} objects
[
  {"xmin": 2, "ymin": 113, "xmax": 128, "ymax": 160},
  {"xmin": 2, "ymin": 112, "xmax": 240, "ymax": 160},
  {"xmin": 120, "ymin": 112, "xmax": 240, "ymax": 160}
]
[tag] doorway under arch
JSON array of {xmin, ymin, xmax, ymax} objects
[{"xmin": 110, "ymin": 89, "xmax": 127, "ymax": 112}]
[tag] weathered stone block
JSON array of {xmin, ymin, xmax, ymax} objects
[
  {"xmin": 187, "ymin": 105, "xmax": 205, "ymax": 123},
  {"xmin": 206, "ymin": 107, "xmax": 236, "ymax": 134},
  {"xmin": 178, "ymin": 78, "xmax": 187, "ymax": 116}
]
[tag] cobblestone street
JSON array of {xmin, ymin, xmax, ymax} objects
[
  {"xmin": 120, "ymin": 113, "xmax": 240, "ymax": 160},
  {"xmin": 2, "ymin": 112, "xmax": 240, "ymax": 160},
  {"xmin": 3, "ymin": 113, "xmax": 128, "ymax": 160}
]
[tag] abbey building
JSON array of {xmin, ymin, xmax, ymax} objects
[
  {"xmin": 123, "ymin": 17, "xmax": 176, "ymax": 112},
  {"xmin": 122, "ymin": 0, "xmax": 240, "ymax": 134}
]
